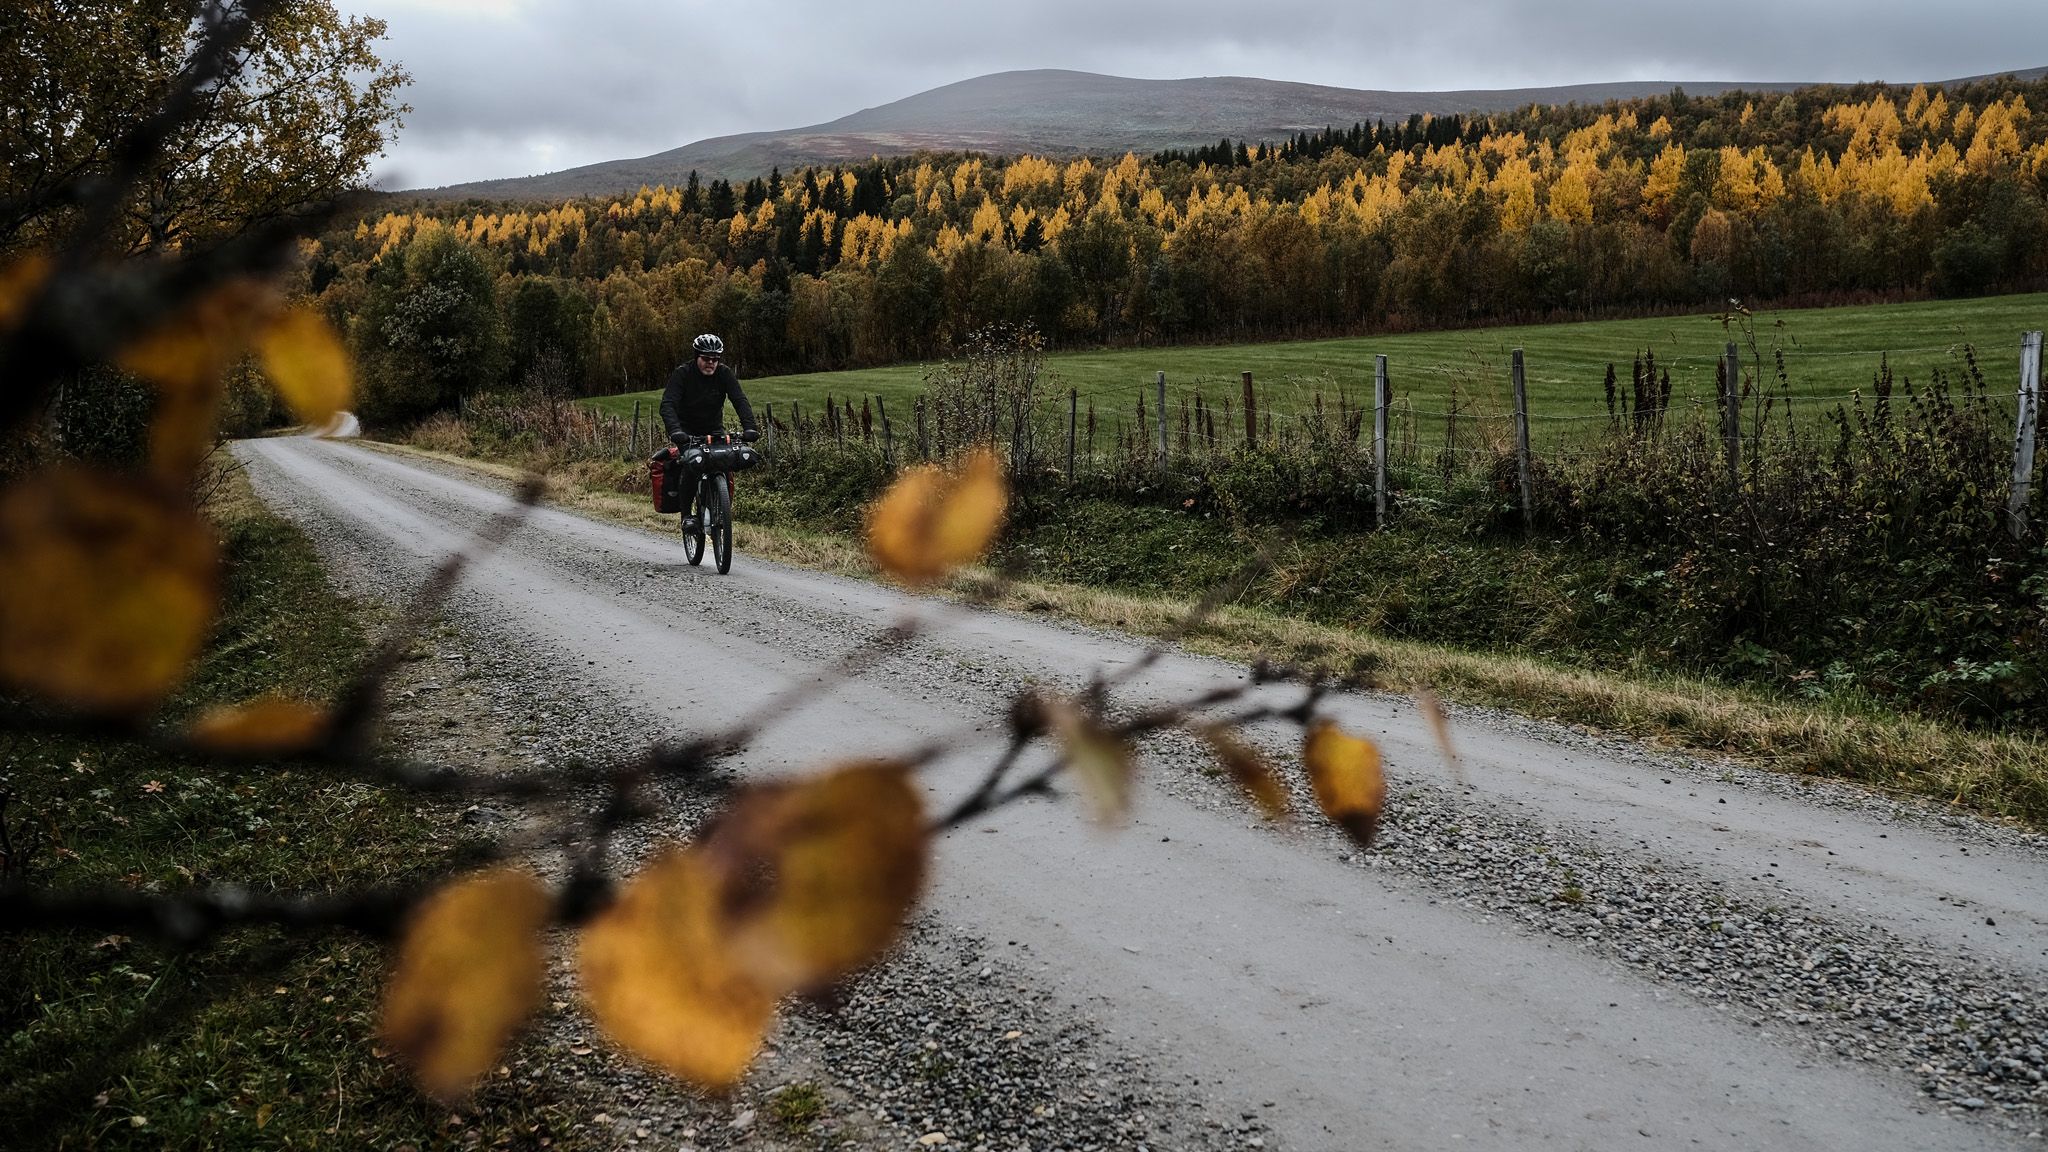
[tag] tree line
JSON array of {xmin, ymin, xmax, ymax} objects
[{"xmin": 306, "ymin": 75, "xmax": 2048, "ymax": 422}]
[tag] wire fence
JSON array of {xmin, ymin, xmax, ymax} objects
[{"xmin": 563, "ymin": 330, "xmax": 2046, "ymax": 537}]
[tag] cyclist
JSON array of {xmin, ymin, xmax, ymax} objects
[{"xmin": 660, "ymin": 333, "xmax": 759, "ymax": 531}]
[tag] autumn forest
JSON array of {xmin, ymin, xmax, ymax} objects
[{"xmin": 310, "ymin": 77, "xmax": 2048, "ymax": 421}]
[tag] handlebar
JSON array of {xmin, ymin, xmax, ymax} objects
[{"xmin": 667, "ymin": 430, "xmax": 760, "ymax": 450}]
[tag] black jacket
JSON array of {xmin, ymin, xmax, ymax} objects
[{"xmin": 660, "ymin": 362, "xmax": 757, "ymax": 437}]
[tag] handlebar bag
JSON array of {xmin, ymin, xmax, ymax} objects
[{"xmin": 690, "ymin": 444, "xmax": 761, "ymax": 473}]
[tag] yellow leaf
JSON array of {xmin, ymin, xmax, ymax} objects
[
  {"xmin": 576, "ymin": 848, "xmax": 775, "ymax": 1088},
  {"xmin": 255, "ymin": 308, "xmax": 352, "ymax": 425},
  {"xmin": 1199, "ymin": 726, "xmax": 1288, "ymax": 821},
  {"xmin": 0, "ymin": 468, "xmax": 218, "ymax": 713},
  {"xmin": 866, "ymin": 449, "xmax": 1006, "ymax": 586},
  {"xmin": 0, "ymin": 252, "xmax": 50, "ymax": 332},
  {"xmin": 1301, "ymin": 719, "xmax": 1386, "ymax": 848},
  {"xmin": 117, "ymin": 281, "xmax": 271, "ymax": 482},
  {"xmin": 117, "ymin": 279, "xmax": 272, "ymax": 396},
  {"xmin": 380, "ymin": 868, "xmax": 549, "ymax": 1103},
  {"xmin": 186, "ymin": 696, "xmax": 330, "ymax": 755},
  {"xmin": 1045, "ymin": 697, "xmax": 1134, "ymax": 826},
  {"xmin": 147, "ymin": 386, "xmax": 225, "ymax": 485},
  {"xmin": 710, "ymin": 761, "xmax": 928, "ymax": 994}
]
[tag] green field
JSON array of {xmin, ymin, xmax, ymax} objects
[{"xmin": 587, "ymin": 292, "xmax": 2048, "ymax": 445}]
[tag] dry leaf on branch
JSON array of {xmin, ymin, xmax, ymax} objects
[
  {"xmin": 1199, "ymin": 725, "xmax": 1289, "ymax": 821},
  {"xmin": 117, "ymin": 280, "xmax": 276, "ymax": 481},
  {"xmin": 380, "ymin": 868, "xmax": 550, "ymax": 1103},
  {"xmin": 0, "ymin": 252, "xmax": 51, "ymax": 332},
  {"xmin": 186, "ymin": 695, "xmax": 331, "ymax": 756},
  {"xmin": 0, "ymin": 468, "xmax": 218, "ymax": 713},
  {"xmin": 1045, "ymin": 696, "xmax": 1135, "ymax": 826},
  {"xmin": 709, "ymin": 759, "xmax": 928, "ymax": 994},
  {"xmin": 1301, "ymin": 719, "xmax": 1386, "ymax": 848},
  {"xmin": 576, "ymin": 848, "xmax": 776, "ymax": 1088},
  {"xmin": 866, "ymin": 448, "xmax": 1006, "ymax": 586},
  {"xmin": 115, "ymin": 279, "xmax": 273, "ymax": 395},
  {"xmin": 255, "ymin": 308, "xmax": 353, "ymax": 426}
]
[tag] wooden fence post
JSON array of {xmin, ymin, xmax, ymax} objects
[
  {"xmin": 630, "ymin": 400, "xmax": 641, "ymax": 456},
  {"xmin": 914, "ymin": 396, "xmax": 928, "ymax": 461},
  {"xmin": 877, "ymin": 396, "xmax": 893, "ymax": 465},
  {"xmin": 1242, "ymin": 371, "xmax": 1257, "ymax": 450},
  {"xmin": 1511, "ymin": 347, "xmax": 1533, "ymax": 532},
  {"xmin": 1067, "ymin": 387, "xmax": 1078, "ymax": 482},
  {"xmin": 1156, "ymin": 371, "xmax": 1168, "ymax": 471},
  {"xmin": 2009, "ymin": 330, "xmax": 2044, "ymax": 540},
  {"xmin": 1722, "ymin": 342, "xmax": 1741, "ymax": 486},
  {"xmin": 1374, "ymin": 354, "xmax": 1390, "ymax": 528}
]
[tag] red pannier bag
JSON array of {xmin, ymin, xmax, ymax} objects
[{"xmin": 649, "ymin": 451, "xmax": 683, "ymax": 513}]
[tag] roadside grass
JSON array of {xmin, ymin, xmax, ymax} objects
[
  {"xmin": 583, "ymin": 291, "xmax": 2048, "ymax": 446},
  {"xmin": 370, "ymin": 440, "xmax": 2048, "ymax": 833},
  {"xmin": 768, "ymin": 1081, "xmax": 825, "ymax": 1134},
  {"xmin": 0, "ymin": 467, "xmax": 589, "ymax": 1150}
]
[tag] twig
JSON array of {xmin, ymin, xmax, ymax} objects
[
  {"xmin": 928, "ymin": 724, "xmax": 1039, "ymax": 832},
  {"xmin": 0, "ymin": 879, "xmax": 427, "ymax": 947}
]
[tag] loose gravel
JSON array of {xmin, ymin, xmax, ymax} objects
[
  {"xmin": 256, "ymin": 442, "xmax": 2048, "ymax": 1147},
  {"xmin": 301, "ymin": 510, "xmax": 1243, "ymax": 1151},
  {"xmin": 1126, "ymin": 711, "xmax": 2048, "ymax": 1141}
]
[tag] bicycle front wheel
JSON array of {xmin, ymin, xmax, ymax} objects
[{"xmin": 709, "ymin": 475, "xmax": 733, "ymax": 574}]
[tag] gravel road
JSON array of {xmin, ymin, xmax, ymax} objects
[{"xmin": 237, "ymin": 436, "xmax": 2048, "ymax": 1152}]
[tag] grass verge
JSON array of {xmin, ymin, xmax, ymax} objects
[
  {"xmin": 0, "ymin": 466, "xmax": 588, "ymax": 1150},
  {"xmin": 369, "ymin": 438, "xmax": 2048, "ymax": 832}
]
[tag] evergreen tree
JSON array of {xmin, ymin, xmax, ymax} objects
[{"xmin": 797, "ymin": 217, "xmax": 826, "ymax": 274}]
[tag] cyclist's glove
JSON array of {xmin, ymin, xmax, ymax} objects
[
  {"xmin": 669, "ymin": 431, "xmax": 692, "ymax": 447},
  {"xmin": 741, "ymin": 428, "xmax": 761, "ymax": 443}
]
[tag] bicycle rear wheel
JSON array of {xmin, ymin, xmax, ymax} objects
[
  {"xmin": 682, "ymin": 479, "xmax": 706, "ymax": 566},
  {"xmin": 710, "ymin": 475, "xmax": 733, "ymax": 574}
]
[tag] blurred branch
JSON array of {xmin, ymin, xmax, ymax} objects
[
  {"xmin": 327, "ymin": 474, "xmax": 546, "ymax": 753},
  {"xmin": 59, "ymin": 1, "xmax": 286, "ymax": 261},
  {"xmin": 0, "ymin": 878, "xmax": 426, "ymax": 947},
  {"xmin": 0, "ymin": 0, "xmax": 358, "ymax": 437}
]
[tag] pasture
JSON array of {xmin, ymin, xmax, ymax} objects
[{"xmin": 586, "ymin": 292, "xmax": 2048, "ymax": 446}]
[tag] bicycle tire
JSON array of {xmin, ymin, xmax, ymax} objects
[
  {"xmin": 710, "ymin": 475, "xmax": 733, "ymax": 574},
  {"xmin": 682, "ymin": 478, "xmax": 706, "ymax": 566}
]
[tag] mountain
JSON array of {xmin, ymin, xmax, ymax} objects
[{"xmin": 405, "ymin": 66, "xmax": 2048, "ymax": 202}]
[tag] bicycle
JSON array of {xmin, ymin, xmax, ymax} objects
[{"xmin": 654, "ymin": 431, "xmax": 761, "ymax": 574}]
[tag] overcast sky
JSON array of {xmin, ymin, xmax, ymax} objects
[{"xmin": 334, "ymin": 0, "xmax": 2048, "ymax": 190}]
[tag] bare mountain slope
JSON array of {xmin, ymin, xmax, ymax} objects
[{"xmin": 408, "ymin": 65, "xmax": 2048, "ymax": 201}]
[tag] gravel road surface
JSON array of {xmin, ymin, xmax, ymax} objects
[{"xmin": 237, "ymin": 436, "xmax": 2048, "ymax": 1151}]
